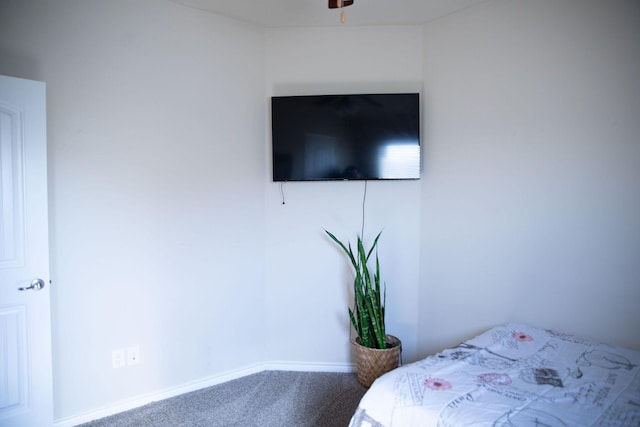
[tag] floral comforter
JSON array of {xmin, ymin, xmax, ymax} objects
[{"xmin": 349, "ymin": 323, "xmax": 640, "ymax": 426}]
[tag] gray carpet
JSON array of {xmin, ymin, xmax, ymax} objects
[{"xmin": 79, "ymin": 371, "xmax": 367, "ymax": 427}]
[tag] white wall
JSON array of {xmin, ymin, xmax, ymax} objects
[
  {"xmin": 264, "ymin": 26, "xmax": 424, "ymax": 364},
  {"xmin": 418, "ymin": 0, "xmax": 640, "ymax": 354},
  {"xmin": 0, "ymin": 0, "xmax": 266, "ymax": 420},
  {"xmin": 2, "ymin": 0, "xmax": 639, "ymax": 422}
]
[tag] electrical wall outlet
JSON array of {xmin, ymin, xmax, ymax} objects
[
  {"xmin": 127, "ymin": 346, "xmax": 140, "ymax": 365},
  {"xmin": 112, "ymin": 349, "xmax": 125, "ymax": 368}
]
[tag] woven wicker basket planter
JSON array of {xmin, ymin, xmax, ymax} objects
[{"xmin": 354, "ymin": 334, "xmax": 402, "ymax": 387}]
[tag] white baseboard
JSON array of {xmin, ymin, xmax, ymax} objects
[
  {"xmin": 53, "ymin": 361, "xmax": 355, "ymax": 427},
  {"xmin": 264, "ymin": 360, "xmax": 356, "ymax": 373}
]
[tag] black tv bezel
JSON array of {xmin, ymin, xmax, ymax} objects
[{"xmin": 270, "ymin": 92, "xmax": 421, "ymax": 182}]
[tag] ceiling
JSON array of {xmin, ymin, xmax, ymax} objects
[{"xmin": 170, "ymin": 0, "xmax": 489, "ymax": 27}]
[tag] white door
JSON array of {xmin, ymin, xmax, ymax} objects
[{"xmin": 0, "ymin": 75, "xmax": 53, "ymax": 426}]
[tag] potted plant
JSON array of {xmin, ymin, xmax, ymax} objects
[{"xmin": 325, "ymin": 229, "xmax": 402, "ymax": 387}]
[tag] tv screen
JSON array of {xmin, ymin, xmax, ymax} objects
[{"xmin": 271, "ymin": 93, "xmax": 420, "ymax": 181}]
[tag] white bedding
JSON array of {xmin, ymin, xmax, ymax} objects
[{"xmin": 349, "ymin": 323, "xmax": 640, "ymax": 426}]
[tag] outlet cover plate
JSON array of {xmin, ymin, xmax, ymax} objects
[
  {"xmin": 112, "ymin": 349, "xmax": 125, "ymax": 368},
  {"xmin": 127, "ymin": 346, "xmax": 140, "ymax": 365}
]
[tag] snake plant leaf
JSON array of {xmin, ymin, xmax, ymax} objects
[
  {"xmin": 325, "ymin": 229, "xmax": 387, "ymax": 349},
  {"xmin": 366, "ymin": 231, "xmax": 382, "ymax": 263},
  {"xmin": 324, "ymin": 229, "xmax": 358, "ymax": 269}
]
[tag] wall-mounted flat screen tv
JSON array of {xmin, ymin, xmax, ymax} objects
[{"xmin": 271, "ymin": 93, "xmax": 421, "ymax": 181}]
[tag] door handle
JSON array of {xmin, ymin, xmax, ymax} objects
[{"xmin": 18, "ymin": 278, "xmax": 46, "ymax": 291}]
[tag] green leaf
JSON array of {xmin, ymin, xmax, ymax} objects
[
  {"xmin": 325, "ymin": 229, "xmax": 387, "ymax": 349},
  {"xmin": 324, "ymin": 230, "xmax": 357, "ymax": 269}
]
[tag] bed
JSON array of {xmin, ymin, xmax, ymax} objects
[{"xmin": 349, "ymin": 323, "xmax": 640, "ymax": 426}]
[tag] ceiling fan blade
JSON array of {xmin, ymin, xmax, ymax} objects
[{"xmin": 328, "ymin": 0, "xmax": 354, "ymax": 9}]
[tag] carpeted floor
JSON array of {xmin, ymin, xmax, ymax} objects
[{"xmin": 79, "ymin": 371, "xmax": 367, "ymax": 427}]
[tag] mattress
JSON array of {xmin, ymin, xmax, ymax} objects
[{"xmin": 349, "ymin": 323, "xmax": 640, "ymax": 426}]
